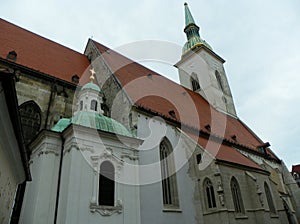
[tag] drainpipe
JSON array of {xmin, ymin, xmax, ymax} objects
[
  {"xmin": 54, "ymin": 135, "xmax": 65, "ymax": 224},
  {"xmin": 45, "ymin": 83, "xmax": 56, "ymax": 129}
]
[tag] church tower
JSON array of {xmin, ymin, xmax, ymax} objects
[{"xmin": 175, "ymin": 3, "xmax": 237, "ymax": 117}]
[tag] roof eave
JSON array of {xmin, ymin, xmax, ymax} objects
[{"xmin": 175, "ymin": 44, "xmax": 225, "ymax": 68}]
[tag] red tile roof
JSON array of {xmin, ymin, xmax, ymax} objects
[
  {"xmin": 0, "ymin": 19, "xmax": 90, "ymax": 84},
  {"xmin": 0, "ymin": 19, "xmax": 278, "ymax": 170},
  {"xmin": 93, "ymin": 40, "xmax": 279, "ymax": 169},
  {"xmin": 292, "ymin": 165, "xmax": 300, "ymax": 174},
  {"xmin": 190, "ymin": 133, "xmax": 263, "ymax": 170}
]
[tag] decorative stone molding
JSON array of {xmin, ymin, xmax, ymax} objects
[
  {"xmin": 38, "ymin": 148, "xmax": 59, "ymax": 156},
  {"xmin": 90, "ymin": 199, "xmax": 123, "ymax": 216},
  {"xmin": 80, "ymin": 146, "xmax": 95, "ymax": 154},
  {"xmin": 90, "ymin": 148, "xmax": 124, "ymax": 211},
  {"xmin": 63, "ymin": 143, "xmax": 80, "ymax": 155},
  {"xmin": 217, "ymin": 181, "xmax": 225, "ymax": 206},
  {"xmin": 121, "ymin": 153, "xmax": 138, "ymax": 161},
  {"xmin": 31, "ymin": 142, "xmax": 60, "ymax": 158}
]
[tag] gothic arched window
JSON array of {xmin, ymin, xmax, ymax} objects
[
  {"xmin": 264, "ymin": 182, "xmax": 276, "ymax": 214},
  {"xmin": 99, "ymin": 161, "xmax": 115, "ymax": 206},
  {"xmin": 160, "ymin": 138, "xmax": 179, "ymax": 207},
  {"xmin": 91, "ymin": 100, "xmax": 97, "ymax": 111},
  {"xmin": 190, "ymin": 73, "xmax": 201, "ymax": 91},
  {"xmin": 230, "ymin": 177, "xmax": 245, "ymax": 214},
  {"xmin": 215, "ymin": 71, "xmax": 224, "ymax": 92},
  {"xmin": 18, "ymin": 101, "xmax": 42, "ymax": 144},
  {"xmin": 204, "ymin": 178, "xmax": 216, "ymax": 209}
]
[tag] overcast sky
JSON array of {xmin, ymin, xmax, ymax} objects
[{"xmin": 2, "ymin": 0, "xmax": 300, "ymax": 170}]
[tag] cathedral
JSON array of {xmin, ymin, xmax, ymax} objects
[{"xmin": 0, "ymin": 3, "xmax": 299, "ymax": 224}]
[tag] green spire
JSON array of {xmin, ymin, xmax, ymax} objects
[
  {"xmin": 184, "ymin": 2, "xmax": 195, "ymax": 26},
  {"xmin": 182, "ymin": 3, "xmax": 212, "ymax": 56}
]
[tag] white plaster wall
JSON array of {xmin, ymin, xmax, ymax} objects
[
  {"xmin": 137, "ymin": 113, "xmax": 197, "ymax": 224},
  {"xmin": 0, "ymin": 82, "xmax": 26, "ymax": 223},
  {"xmin": 19, "ymin": 133, "xmax": 62, "ymax": 224},
  {"xmin": 57, "ymin": 127, "xmax": 141, "ymax": 224},
  {"xmin": 177, "ymin": 49, "xmax": 236, "ymax": 116}
]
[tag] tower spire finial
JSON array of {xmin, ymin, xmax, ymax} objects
[
  {"xmin": 182, "ymin": 3, "xmax": 212, "ymax": 55},
  {"xmin": 184, "ymin": 2, "xmax": 196, "ymax": 26}
]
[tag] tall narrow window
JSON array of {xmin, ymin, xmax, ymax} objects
[
  {"xmin": 264, "ymin": 182, "xmax": 276, "ymax": 214},
  {"xmin": 190, "ymin": 73, "xmax": 201, "ymax": 91},
  {"xmin": 231, "ymin": 177, "xmax": 245, "ymax": 214},
  {"xmin": 160, "ymin": 138, "xmax": 179, "ymax": 208},
  {"xmin": 91, "ymin": 99, "xmax": 97, "ymax": 111},
  {"xmin": 79, "ymin": 101, "xmax": 83, "ymax": 110},
  {"xmin": 215, "ymin": 71, "xmax": 224, "ymax": 92},
  {"xmin": 19, "ymin": 101, "xmax": 42, "ymax": 144},
  {"xmin": 204, "ymin": 178, "xmax": 216, "ymax": 209},
  {"xmin": 99, "ymin": 161, "xmax": 114, "ymax": 206}
]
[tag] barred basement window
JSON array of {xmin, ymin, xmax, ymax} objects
[
  {"xmin": 99, "ymin": 161, "xmax": 115, "ymax": 206},
  {"xmin": 230, "ymin": 177, "xmax": 245, "ymax": 214},
  {"xmin": 18, "ymin": 101, "xmax": 41, "ymax": 144},
  {"xmin": 191, "ymin": 73, "xmax": 201, "ymax": 91},
  {"xmin": 91, "ymin": 100, "xmax": 97, "ymax": 111},
  {"xmin": 160, "ymin": 138, "xmax": 179, "ymax": 208},
  {"xmin": 204, "ymin": 178, "xmax": 216, "ymax": 209},
  {"xmin": 264, "ymin": 182, "xmax": 276, "ymax": 214}
]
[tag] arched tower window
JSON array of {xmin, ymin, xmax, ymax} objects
[
  {"xmin": 90, "ymin": 99, "xmax": 97, "ymax": 111},
  {"xmin": 160, "ymin": 138, "xmax": 179, "ymax": 207},
  {"xmin": 204, "ymin": 178, "xmax": 216, "ymax": 209},
  {"xmin": 264, "ymin": 182, "xmax": 276, "ymax": 214},
  {"xmin": 99, "ymin": 161, "xmax": 115, "ymax": 206},
  {"xmin": 79, "ymin": 101, "xmax": 83, "ymax": 110},
  {"xmin": 230, "ymin": 177, "xmax": 245, "ymax": 214},
  {"xmin": 215, "ymin": 71, "xmax": 224, "ymax": 92},
  {"xmin": 18, "ymin": 101, "xmax": 42, "ymax": 144},
  {"xmin": 190, "ymin": 73, "xmax": 201, "ymax": 91}
]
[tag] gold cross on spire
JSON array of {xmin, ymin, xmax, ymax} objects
[{"xmin": 89, "ymin": 68, "xmax": 96, "ymax": 82}]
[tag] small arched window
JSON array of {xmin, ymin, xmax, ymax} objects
[
  {"xmin": 230, "ymin": 177, "xmax": 245, "ymax": 214},
  {"xmin": 264, "ymin": 182, "xmax": 276, "ymax": 214},
  {"xmin": 99, "ymin": 161, "xmax": 115, "ymax": 206},
  {"xmin": 160, "ymin": 138, "xmax": 179, "ymax": 207},
  {"xmin": 215, "ymin": 71, "xmax": 224, "ymax": 92},
  {"xmin": 91, "ymin": 100, "xmax": 97, "ymax": 111},
  {"xmin": 190, "ymin": 73, "xmax": 201, "ymax": 91},
  {"xmin": 79, "ymin": 101, "xmax": 83, "ymax": 111},
  {"xmin": 204, "ymin": 178, "xmax": 216, "ymax": 209},
  {"xmin": 19, "ymin": 101, "xmax": 42, "ymax": 144}
]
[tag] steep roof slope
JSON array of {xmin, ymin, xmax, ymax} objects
[
  {"xmin": 92, "ymin": 40, "xmax": 279, "ymax": 169},
  {"xmin": 0, "ymin": 19, "xmax": 90, "ymax": 84}
]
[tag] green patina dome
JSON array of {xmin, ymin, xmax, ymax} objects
[
  {"xmin": 81, "ymin": 82, "xmax": 101, "ymax": 92},
  {"xmin": 51, "ymin": 111, "xmax": 132, "ymax": 137}
]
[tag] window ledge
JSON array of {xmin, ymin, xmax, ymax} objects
[
  {"xmin": 270, "ymin": 214, "xmax": 279, "ymax": 218},
  {"xmin": 163, "ymin": 207, "xmax": 182, "ymax": 213},
  {"xmin": 90, "ymin": 201, "xmax": 122, "ymax": 216},
  {"xmin": 235, "ymin": 214, "xmax": 248, "ymax": 219}
]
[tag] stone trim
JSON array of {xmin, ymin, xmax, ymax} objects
[{"xmin": 90, "ymin": 200, "xmax": 123, "ymax": 216}]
